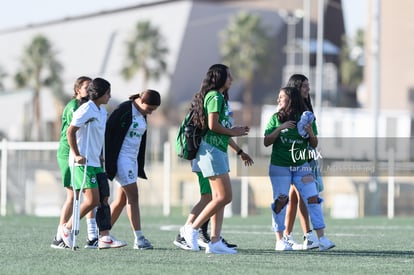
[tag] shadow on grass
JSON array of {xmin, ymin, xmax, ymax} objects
[
  {"xmin": 318, "ymin": 249, "xmax": 414, "ymax": 258},
  {"xmin": 237, "ymin": 248, "xmax": 414, "ymax": 258}
]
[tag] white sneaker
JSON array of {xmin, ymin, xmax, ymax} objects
[
  {"xmin": 197, "ymin": 229, "xmax": 210, "ymax": 249},
  {"xmin": 51, "ymin": 237, "xmax": 69, "ymax": 249},
  {"xmin": 206, "ymin": 239, "xmax": 237, "ymax": 254},
  {"xmin": 318, "ymin": 236, "xmax": 335, "ymax": 251},
  {"xmin": 60, "ymin": 224, "xmax": 73, "ymax": 248},
  {"xmin": 134, "ymin": 235, "xmax": 153, "ymax": 250},
  {"xmin": 180, "ymin": 225, "xmax": 200, "ymax": 251},
  {"xmin": 303, "ymin": 231, "xmax": 319, "ymax": 250},
  {"xmin": 98, "ymin": 235, "xmax": 127, "ymax": 249},
  {"xmin": 283, "ymin": 234, "xmax": 303, "ymax": 250},
  {"xmin": 84, "ymin": 238, "xmax": 98, "ymax": 249},
  {"xmin": 275, "ymin": 239, "xmax": 293, "ymax": 251},
  {"xmin": 173, "ymin": 234, "xmax": 192, "ymax": 250}
]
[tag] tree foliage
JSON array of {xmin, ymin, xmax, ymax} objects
[
  {"xmin": 220, "ymin": 11, "xmax": 272, "ymax": 124},
  {"xmin": 14, "ymin": 34, "xmax": 64, "ymax": 140},
  {"xmin": 121, "ymin": 20, "xmax": 169, "ymax": 89},
  {"xmin": 340, "ymin": 29, "xmax": 364, "ymax": 90},
  {"xmin": 220, "ymin": 11, "xmax": 271, "ymax": 82}
]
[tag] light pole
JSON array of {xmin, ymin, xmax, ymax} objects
[
  {"xmin": 315, "ymin": 0, "xmax": 325, "ymax": 115},
  {"xmin": 302, "ymin": 0, "xmax": 311, "ymax": 78},
  {"xmin": 369, "ymin": 0, "xmax": 381, "ymax": 215},
  {"xmin": 279, "ymin": 9, "xmax": 303, "ymax": 81}
]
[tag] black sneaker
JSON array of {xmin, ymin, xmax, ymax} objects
[
  {"xmin": 222, "ymin": 238, "xmax": 237, "ymax": 249},
  {"xmin": 197, "ymin": 229, "xmax": 211, "ymax": 249},
  {"xmin": 50, "ymin": 237, "xmax": 69, "ymax": 249},
  {"xmin": 84, "ymin": 238, "xmax": 98, "ymax": 249},
  {"xmin": 173, "ymin": 234, "xmax": 192, "ymax": 250}
]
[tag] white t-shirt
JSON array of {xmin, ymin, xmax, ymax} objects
[
  {"xmin": 114, "ymin": 104, "xmax": 147, "ymax": 185},
  {"xmin": 118, "ymin": 103, "xmax": 147, "ymax": 160},
  {"xmin": 69, "ymin": 100, "xmax": 107, "ymax": 167}
]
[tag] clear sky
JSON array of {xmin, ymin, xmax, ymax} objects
[
  {"xmin": 342, "ymin": 0, "xmax": 368, "ymax": 35},
  {"xmin": 0, "ymin": 0, "xmax": 366, "ymax": 35},
  {"xmin": 0, "ymin": 0, "xmax": 145, "ymax": 29}
]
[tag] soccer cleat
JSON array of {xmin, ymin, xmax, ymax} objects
[
  {"xmin": 50, "ymin": 237, "xmax": 69, "ymax": 249},
  {"xmin": 180, "ymin": 225, "xmax": 200, "ymax": 251},
  {"xmin": 98, "ymin": 235, "xmax": 127, "ymax": 249},
  {"xmin": 303, "ymin": 231, "xmax": 319, "ymax": 250},
  {"xmin": 84, "ymin": 238, "xmax": 98, "ymax": 249},
  {"xmin": 222, "ymin": 238, "xmax": 238, "ymax": 249},
  {"xmin": 283, "ymin": 234, "xmax": 303, "ymax": 250},
  {"xmin": 173, "ymin": 234, "xmax": 192, "ymax": 250},
  {"xmin": 134, "ymin": 235, "xmax": 153, "ymax": 250},
  {"xmin": 60, "ymin": 224, "xmax": 73, "ymax": 248},
  {"xmin": 197, "ymin": 228, "xmax": 211, "ymax": 249},
  {"xmin": 275, "ymin": 239, "xmax": 293, "ymax": 251},
  {"xmin": 206, "ymin": 238, "xmax": 237, "ymax": 254},
  {"xmin": 318, "ymin": 236, "xmax": 335, "ymax": 251}
]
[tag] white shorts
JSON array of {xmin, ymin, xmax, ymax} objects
[{"xmin": 114, "ymin": 157, "xmax": 137, "ymax": 186}]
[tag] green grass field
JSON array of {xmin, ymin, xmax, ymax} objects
[{"xmin": 1, "ymin": 210, "xmax": 413, "ymax": 275}]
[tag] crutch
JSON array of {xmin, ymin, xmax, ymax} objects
[{"xmin": 71, "ymin": 119, "xmax": 92, "ymax": 250}]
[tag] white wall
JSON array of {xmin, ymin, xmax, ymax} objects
[{"xmin": 0, "ymin": 1, "xmax": 192, "ymax": 103}]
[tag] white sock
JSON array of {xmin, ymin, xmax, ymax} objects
[
  {"xmin": 134, "ymin": 230, "xmax": 143, "ymax": 239},
  {"xmin": 56, "ymin": 225, "xmax": 62, "ymax": 241},
  {"xmin": 86, "ymin": 218, "xmax": 98, "ymax": 240},
  {"xmin": 100, "ymin": 235, "xmax": 111, "ymax": 241}
]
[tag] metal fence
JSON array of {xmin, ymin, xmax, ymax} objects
[{"xmin": 1, "ymin": 130, "xmax": 414, "ymax": 218}]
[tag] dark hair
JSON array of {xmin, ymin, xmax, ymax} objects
[
  {"xmin": 88, "ymin": 78, "xmax": 110, "ymax": 100},
  {"xmin": 73, "ymin": 76, "xmax": 91, "ymax": 104},
  {"xmin": 129, "ymin": 89, "xmax": 161, "ymax": 106},
  {"xmin": 276, "ymin": 87, "xmax": 305, "ymax": 122},
  {"xmin": 191, "ymin": 64, "xmax": 229, "ymax": 129},
  {"xmin": 286, "ymin": 74, "xmax": 314, "ymax": 113}
]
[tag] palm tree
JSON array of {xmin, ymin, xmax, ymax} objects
[
  {"xmin": 340, "ymin": 29, "xmax": 364, "ymax": 91},
  {"xmin": 338, "ymin": 29, "xmax": 364, "ymax": 107},
  {"xmin": 220, "ymin": 11, "xmax": 272, "ymax": 125},
  {"xmin": 121, "ymin": 20, "xmax": 169, "ymax": 89},
  {"xmin": 14, "ymin": 34, "xmax": 64, "ymax": 141}
]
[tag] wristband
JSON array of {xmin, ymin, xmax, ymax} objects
[{"xmin": 237, "ymin": 149, "xmax": 243, "ymax": 155}]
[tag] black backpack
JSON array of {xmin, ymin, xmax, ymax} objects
[{"xmin": 175, "ymin": 110, "xmax": 207, "ymax": 160}]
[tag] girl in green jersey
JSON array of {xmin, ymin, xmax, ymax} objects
[
  {"xmin": 180, "ymin": 64, "xmax": 253, "ymax": 254},
  {"xmin": 264, "ymin": 86, "xmax": 335, "ymax": 251},
  {"xmin": 52, "ymin": 76, "xmax": 99, "ymax": 249}
]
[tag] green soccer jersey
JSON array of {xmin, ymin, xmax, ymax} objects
[
  {"xmin": 202, "ymin": 90, "xmax": 231, "ymax": 152},
  {"xmin": 56, "ymin": 98, "xmax": 78, "ymax": 158},
  {"xmin": 264, "ymin": 113, "xmax": 318, "ymax": 167}
]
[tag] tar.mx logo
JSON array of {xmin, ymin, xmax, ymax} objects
[{"xmin": 289, "ymin": 141, "xmax": 322, "ymax": 163}]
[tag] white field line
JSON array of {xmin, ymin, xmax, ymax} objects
[{"xmin": 159, "ymin": 224, "xmax": 414, "ymax": 237}]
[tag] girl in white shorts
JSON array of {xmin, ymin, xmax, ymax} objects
[{"xmin": 105, "ymin": 89, "xmax": 161, "ymax": 250}]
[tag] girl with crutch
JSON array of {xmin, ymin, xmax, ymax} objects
[
  {"xmin": 61, "ymin": 77, "xmax": 126, "ymax": 249},
  {"xmin": 51, "ymin": 76, "xmax": 99, "ymax": 249}
]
